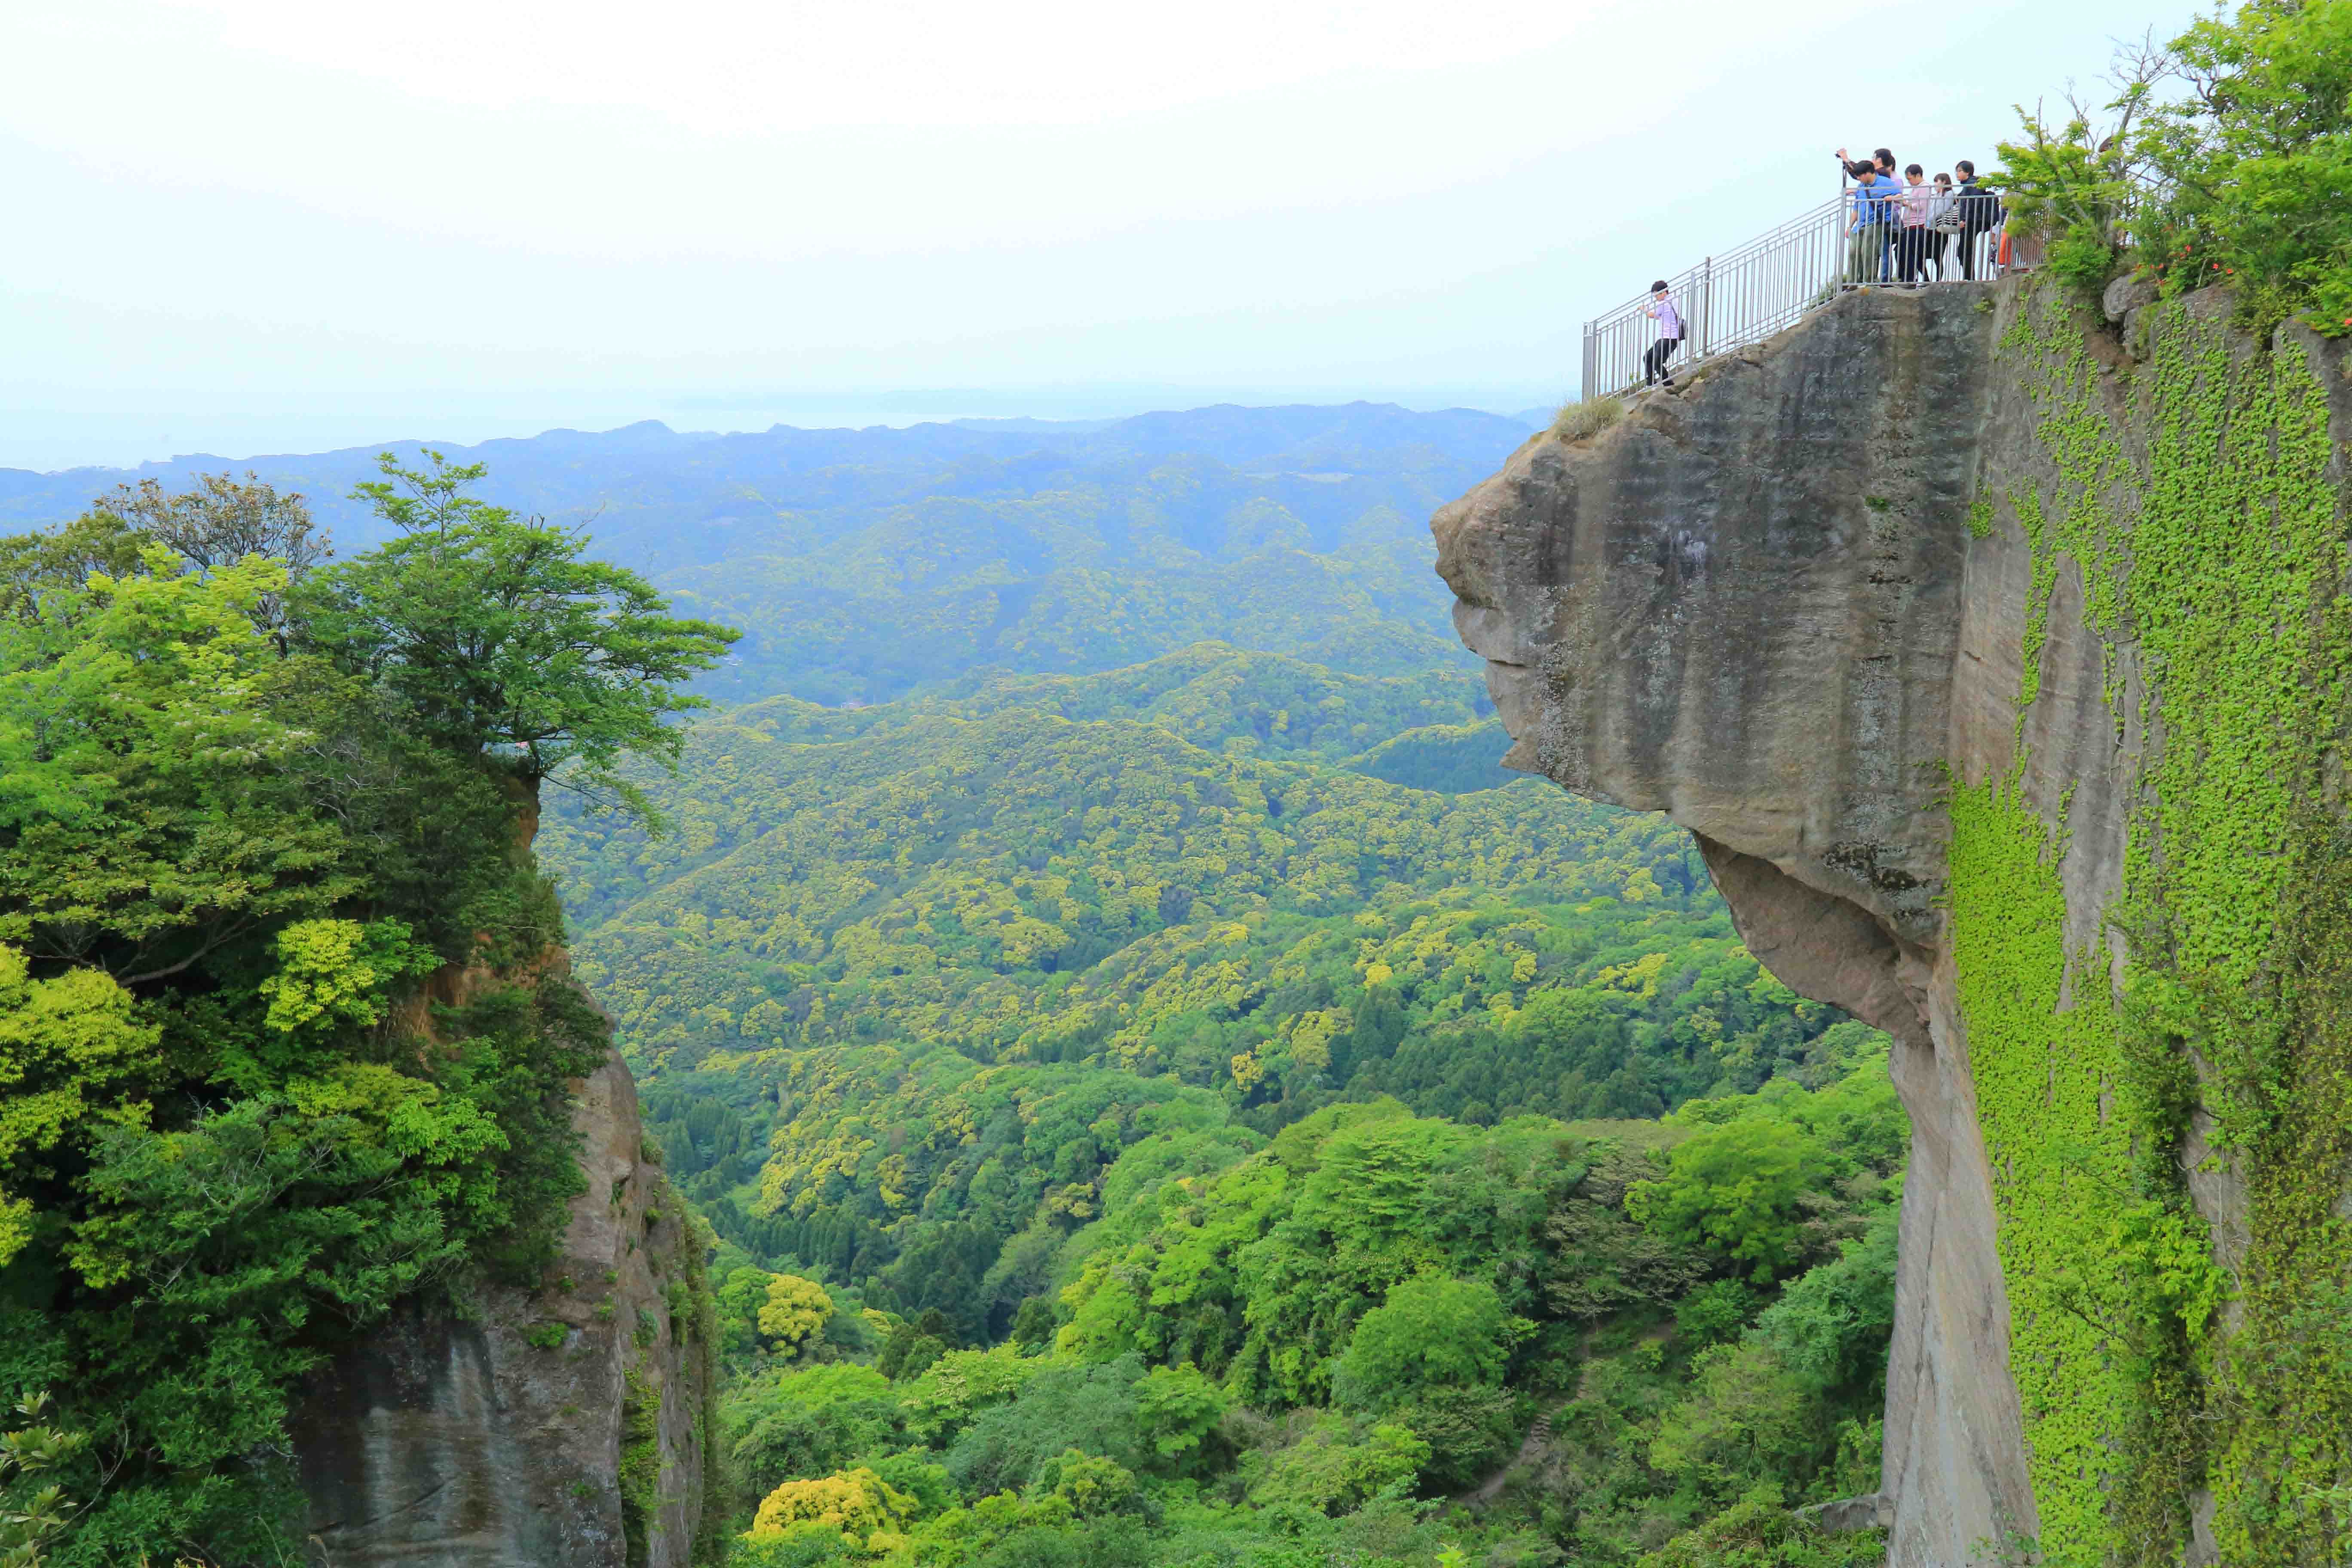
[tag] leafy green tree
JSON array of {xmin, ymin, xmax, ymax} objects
[
  {"xmin": 2139, "ymin": 0, "xmax": 2352, "ymax": 328},
  {"xmin": 1753, "ymin": 1201, "xmax": 1901, "ymax": 1403},
  {"xmin": 1243, "ymin": 1415, "xmax": 1430, "ymax": 1518},
  {"xmin": 0, "ymin": 950, "xmax": 159, "ymax": 1268},
  {"xmin": 716, "ymin": 1265, "xmax": 778, "ymax": 1356},
  {"xmin": 942, "ymin": 1357, "xmax": 1148, "ymax": 1498},
  {"xmin": 0, "ymin": 551, "xmax": 352, "ymax": 980},
  {"xmin": 1627, "ymin": 1118, "xmax": 1838, "ymax": 1284},
  {"xmin": 1031, "ymin": 1449, "xmax": 1139, "ymax": 1518},
  {"xmin": 1335, "ymin": 1275, "xmax": 1510, "ymax": 1412},
  {"xmin": 1130, "ymin": 1362, "xmax": 1231, "ymax": 1475},
  {"xmin": 90, "ymin": 472, "xmax": 328, "ymax": 637},
  {"xmin": 1676, "ymin": 1279, "xmax": 1762, "ymax": 1348},
  {"xmin": 0, "ymin": 1391, "xmax": 88, "ymax": 1567},
  {"xmin": 877, "ymin": 1311, "xmax": 954, "ymax": 1382},
  {"xmin": 1647, "ymin": 1344, "xmax": 1827, "ymax": 1509},
  {"xmin": 296, "ymin": 451, "xmax": 738, "ymax": 817},
  {"xmin": 255, "ymin": 919, "xmax": 438, "ymax": 1038},
  {"xmin": 899, "ymin": 1346, "xmax": 1042, "ymax": 1444},
  {"xmin": 1008, "ymin": 1297, "xmax": 1059, "ymax": 1354},
  {"xmin": 759, "ymin": 1275, "xmax": 836, "ymax": 1354},
  {"xmin": 0, "ymin": 513, "xmax": 149, "ymax": 625},
  {"xmin": 1995, "ymin": 64, "xmax": 2170, "ymax": 291},
  {"xmin": 747, "ymin": 1465, "xmax": 914, "ymax": 1542}
]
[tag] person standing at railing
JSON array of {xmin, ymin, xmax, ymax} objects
[
  {"xmin": 1845, "ymin": 168, "xmax": 1902, "ymax": 284},
  {"xmin": 1954, "ymin": 160, "xmax": 2005, "ymax": 281},
  {"xmin": 1926, "ymin": 174, "xmax": 1961, "ymax": 279},
  {"xmin": 1895, "ymin": 164, "xmax": 1936, "ymax": 284},
  {"xmin": 1642, "ymin": 280, "xmax": 1687, "ymax": 390}
]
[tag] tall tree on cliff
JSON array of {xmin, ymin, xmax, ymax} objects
[{"xmin": 0, "ymin": 461, "xmax": 735, "ymax": 1564}]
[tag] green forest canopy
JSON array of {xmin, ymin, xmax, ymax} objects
[{"xmin": 536, "ymin": 621, "xmax": 1905, "ymax": 1568}]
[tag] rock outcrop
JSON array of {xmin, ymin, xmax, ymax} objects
[
  {"xmin": 291, "ymin": 1048, "xmax": 715, "ymax": 1568},
  {"xmin": 1437, "ymin": 279, "xmax": 2352, "ymax": 1565}
]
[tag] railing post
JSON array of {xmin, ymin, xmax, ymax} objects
[
  {"xmin": 1581, "ymin": 322, "xmax": 1596, "ymax": 404},
  {"xmin": 1699, "ymin": 257, "xmax": 1712, "ymax": 359}
]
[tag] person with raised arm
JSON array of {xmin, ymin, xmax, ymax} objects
[{"xmin": 1844, "ymin": 165, "xmax": 1902, "ymax": 283}]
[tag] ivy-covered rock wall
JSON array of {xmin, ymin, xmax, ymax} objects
[
  {"xmin": 1948, "ymin": 280, "xmax": 2350, "ymax": 1567},
  {"xmin": 1436, "ymin": 276, "xmax": 2352, "ymax": 1566}
]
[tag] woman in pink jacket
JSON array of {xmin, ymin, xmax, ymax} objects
[{"xmin": 1643, "ymin": 281, "xmax": 1686, "ymax": 390}]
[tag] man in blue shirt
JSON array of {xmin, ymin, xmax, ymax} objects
[{"xmin": 1845, "ymin": 168, "xmax": 1901, "ymax": 283}]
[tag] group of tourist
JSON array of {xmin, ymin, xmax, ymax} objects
[
  {"xmin": 1838, "ymin": 146, "xmax": 2006, "ymax": 286},
  {"xmin": 1635, "ymin": 146, "xmax": 2008, "ymax": 389}
]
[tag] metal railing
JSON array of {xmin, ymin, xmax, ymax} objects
[{"xmin": 1580, "ymin": 183, "xmax": 2008, "ymax": 400}]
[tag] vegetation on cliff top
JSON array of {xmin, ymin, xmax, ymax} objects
[
  {"xmin": 1996, "ymin": 0, "xmax": 2352, "ymax": 332},
  {"xmin": 0, "ymin": 458, "xmax": 732, "ymax": 1562}
]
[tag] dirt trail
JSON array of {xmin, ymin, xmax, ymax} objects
[{"xmin": 1461, "ymin": 1406, "xmax": 1558, "ymax": 1507}]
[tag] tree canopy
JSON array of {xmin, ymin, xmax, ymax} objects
[
  {"xmin": 1997, "ymin": 0, "xmax": 2352, "ymax": 328},
  {"xmin": 298, "ymin": 451, "xmax": 738, "ymax": 816}
]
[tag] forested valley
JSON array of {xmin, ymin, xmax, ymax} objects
[
  {"xmin": 510, "ymin": 406, "xmax": 1910, "ymax": 1566},
  {"xmin": 2, "ymin": 408, "xmax": 1902, "ymax": 1567}
]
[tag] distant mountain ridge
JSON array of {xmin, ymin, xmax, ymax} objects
[
  {"xmin": 0, "ymin": 403, "xmax": 1539, "ymax": 542},
  {"xmin": 1, "ymin": 402, "xmax": 1540, "ymax": 705}
]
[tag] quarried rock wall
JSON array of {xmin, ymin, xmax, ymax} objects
[{"xmin": 1436, "ymin": 279, "xmax": 2352, "ymax": 1565}]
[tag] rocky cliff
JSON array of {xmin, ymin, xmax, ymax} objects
[
  {"xmin": 291, "ymin": 1037, "xmax": 718, "ymax": 1567},
  {"xmin": 1438, "ymin": 277, "xmax": 2352, "ymax": 1566}
]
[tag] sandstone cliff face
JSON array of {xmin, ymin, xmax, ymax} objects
[
  {"xmin": 1437, "ymin": 279, "xmax": 2352, "ymax": 1565},
  {"xmin": 292, "ymin": 1047, "xmax": 715, "ymax": 1568}
]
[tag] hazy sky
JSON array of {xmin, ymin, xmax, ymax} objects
[{"xmin": 7, "ymin": 0, "xmax": 2188, "ymax": 469}]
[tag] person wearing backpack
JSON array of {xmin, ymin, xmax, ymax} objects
[
  {"xmin": 1953, "ymin": 160, "xmax": 2005, "ymax": 280},
  {"xmin": 1642, "ymin": 280, "xmax": 1686, "ymax": 390}
]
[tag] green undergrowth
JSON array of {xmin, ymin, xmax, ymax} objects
[
  {"xmin": 623, "ymin": 1365, "xmax": 664, "ymax": 1568},
  {"xmin": 1958, "ymin": 282, "xmax": 2351, "ymax": 1563},
  {"xmin": 1944, "ymin": 781, "xmax": 2146, "ymax": 1568}
]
